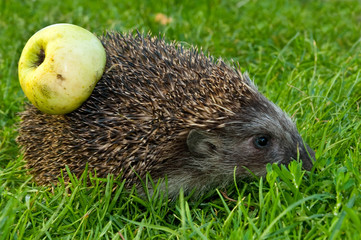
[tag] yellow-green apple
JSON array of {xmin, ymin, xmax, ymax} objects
[{"xmin": 18, "ymin": 23, "xmax": 106, "ymax": 114}]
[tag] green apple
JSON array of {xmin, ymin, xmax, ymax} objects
[{"xmin": 18, "ymin": 23, "xmax": 106, "ymax": 114}]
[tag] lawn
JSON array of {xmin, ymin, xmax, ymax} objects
[{"xmin": 1, "ymin": 0, "xmax": 361, "ymax": 239}]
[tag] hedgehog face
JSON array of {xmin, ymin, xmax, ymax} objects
[{"xmin": 186, "ymin": 94, "xmax": 315, "ymax": 178}]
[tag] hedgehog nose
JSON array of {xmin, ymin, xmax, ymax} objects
[{"xmin": 299, "ymin": 143, "xmax": 315, "ymax": 171}]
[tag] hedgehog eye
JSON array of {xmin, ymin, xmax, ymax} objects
[{"xmin": 253, "ymin": 135, "xmax": 270, "ymax": 149}]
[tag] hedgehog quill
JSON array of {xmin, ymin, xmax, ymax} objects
[{"xmin": 17, "ymin": 32, "xmax": 315, "ymax": 199}]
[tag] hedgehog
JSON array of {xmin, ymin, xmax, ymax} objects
[{"xmin": 17, "ymin": 32, "xmax": 315, "ymax": 199}]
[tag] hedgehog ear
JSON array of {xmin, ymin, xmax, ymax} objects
[{"xmin": 187, "ymin": 129, "xmax": 219, "ymax": 158}]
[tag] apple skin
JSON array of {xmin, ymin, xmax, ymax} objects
[{"xmin": 18, "ymin": 23, "xmax": 106, "ymax": 114}]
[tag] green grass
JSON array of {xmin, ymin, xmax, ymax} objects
[{"xmin": 1, "ymin": 0, "xmax": 361, "ymax": 239}]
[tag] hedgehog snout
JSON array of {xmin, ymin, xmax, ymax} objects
[
  {"xmin": 296, "ymin": 142, "xmax": 315, "ymax": 171},
  {"xmin": 283, "ymin": 137, "xmax": 315, "ymax": 171}
]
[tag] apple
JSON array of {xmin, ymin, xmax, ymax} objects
[{"xmin": 18, "ymin": 23, "xmax": 106, "ymax": 114}]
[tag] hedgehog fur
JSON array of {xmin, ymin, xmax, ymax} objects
[{"xmin": 17, "ymin": 32, "xmax": 315, "ymax": 199}]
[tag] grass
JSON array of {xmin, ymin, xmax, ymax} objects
[{"xmin": 1, "ymin": 0, "xmax": 361, "ymax": 239}]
